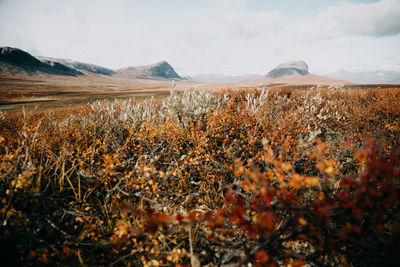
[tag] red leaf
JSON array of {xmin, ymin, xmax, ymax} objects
[
  {"xmin": 261, "ymin": 192, "xmax": 274, "ymax": 206},
  {"xmin": 255, "ymin": 250, "xmax": 269, "ymax": 263},
  {"xmin": 188, "ymin": 211, "xmax": 197, "ymax": 221},
  {"xmin": 292, "ymin": 259, "xmax": 305, "ymax": 267},
  {"xmin": 353, "ymin": 225, "xmax": 362, "ymax": 234},
  {"xmin": 230, "ymin": 206, "xmax": 244, "ymax": 225},
  {"xmin": 154, "ymin": 212, "xmax": 169, "ymax": 223},
  {"xmin": 176, "ymin": 214, "xmax": 184, "ymax": 223},
  {"xmin": 225, "ymin": 189, "xmax": 235, "ymax": 206},
  {"xmin": 204, "ymin": 211, "xmax": 213, "ymax": 220},
  {"xmin": 340, "ymin": 178, "xmax": 357, "ymax": 189},
  {"xmin": 336, "ymin": 191, "xmax": 349, "ymax": 201},
  {"xmin": 313, "ymin": 202, "xmax": 332, "ymax": 218},
  {"xmin": 376, "ymin": 224, "xmax": 384, "ymax": 232}
]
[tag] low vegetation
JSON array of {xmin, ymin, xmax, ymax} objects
[{"xmin": 0, "ymin": 86, "xmax": 399, "ymax": 266}]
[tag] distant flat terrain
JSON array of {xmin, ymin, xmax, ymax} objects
[
  {"xmin": 1, "ymin": 73, "xmax": 398, "ymax": 111},
  {"xmin": 0, "ymin": 74, "xmax": 188, "ymax": 110},
  {"xmin": 0, "ymin": 73, "xmax": 250, "ymax": 110}
]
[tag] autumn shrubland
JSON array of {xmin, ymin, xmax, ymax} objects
[{"xmin": 0, "ymin": 86, "xmax": 399, "ymax": 266}]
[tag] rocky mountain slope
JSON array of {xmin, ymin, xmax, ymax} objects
[
  {"xmin": 0, "ymin": 47, "xmax": 82, "ymax": 76},
  {"xmin": 0, "ymin": 47, "xmax": 181, "ymax": 80},
  {"xmin": 117, "ymin": 61, "xmax": 182, "ymax": 80},
  {"xmin": 38, "ymin": 57, "xmax": 116, "ymax": 76},
  {"xmin": 234, "ymin": 60, "xmax": 349, "ymax": 86},
  {"xmin": 266, "ymin": 61, "xmax": 309, "ymax": 78}
]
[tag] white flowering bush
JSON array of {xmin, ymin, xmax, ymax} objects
[
  {"xmin": 54, "ymin": 88, "xmax": 222, "ymax": 133},
  {"xmin": 160, "ymin": 87, "xmax": 221, "ymax": 127},
  {"xmin": 245, "ymin": 88, "xmax": 269, "ymax": 114},
  {"xmin": 293, "ymin": 85, "xmax": 348, "ymax": 132},
  {"xmin": 0, "ymin": 110, "xmax": 5, "ymax": 121},
  {"xmin": 82, "ymin": 98, "xmax": 159, "ymax": 128}
]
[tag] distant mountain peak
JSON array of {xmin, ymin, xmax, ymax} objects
[
  {"xmin": 152, "ymin": 60, "xmax": 168, "ymax": 66},
  {"xmin": 267, "ymin": 60, "xmax": 309, "ymax": 78},
  {"xmin": 147, "ymin": 61, "xmax": 181, "ymax": 79},
  {"xmin": 117, "ymin": 61, "xmax": 182, "ymax": 80}
]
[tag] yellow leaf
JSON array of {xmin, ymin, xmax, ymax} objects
[
  {"xmin": 304, "ymin": 177, "xmax": 319, "ymax": 187},
  {"xmin": 281, "ymin": 162, "xmax": 292, "ymax": 171},
  {"xmin": 298, "ymin": 217, "xmax": 308, "ymax": 226}
]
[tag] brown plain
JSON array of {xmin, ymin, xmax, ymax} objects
[{"xmin": 0, "ymin": 72, "xmax": 356, "ymax": 111}]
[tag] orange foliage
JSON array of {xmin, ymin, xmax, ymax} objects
[{"xmin": 0, "ymin": 87, "xmax": 399, "ymax": 266}]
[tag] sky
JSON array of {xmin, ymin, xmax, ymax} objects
[{"xmin": 0, "ymin": 0, "xmax": 400, "ymax": 75}]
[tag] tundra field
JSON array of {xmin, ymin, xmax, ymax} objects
[{"xmin": 0, "ymin": 86, "xmax": 400, "ymax": 266}]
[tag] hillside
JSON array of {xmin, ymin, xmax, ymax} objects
[
  {"xmin": 232, "ymin": 60, "xmax": 350, "ymax": 86},
  {"xmin": 38, "ymin": 57, "xmax": 116, "ymax": 76},
  {"xmin": 0, "ymin": 47, "xmax": 183, "ymax": 80},
  {"xmin": 0, "ymin": 47, "xmax": 82, "ymax": 76},
  {"xmin": 117, "ymin": 61, "xmax": 182, "ymax": 80},
  {"xmin": 266, "ymin": 61, "xmax": 309, "ymax": 78}
]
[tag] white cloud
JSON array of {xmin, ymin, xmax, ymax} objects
[
  {"xmin": 297, "ymin": 0, "xmax": 400, "ymax": 42},
  {"xmin": 336, "ymin": 0, "xmax": 400, "ymax": 37},
  {"xmin": 220, "ymin": 10, "xmax": 282, "ymax": 39},
  {"xmin": 0, "ymin": 0, "xmax": 399, "ymax": 75}
]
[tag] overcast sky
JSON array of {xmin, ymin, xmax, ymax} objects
[{"xmin": 1, "ymin": 0, "xmax": 400, "ymax": 75}]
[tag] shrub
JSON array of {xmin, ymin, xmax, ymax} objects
[
  {"xmin": 160, "ymin": 87, "xmax": 221, "ymax": 127},
  {"xmin": 0, "ymin": 86, "xmax": 399, "ymax": 266}
]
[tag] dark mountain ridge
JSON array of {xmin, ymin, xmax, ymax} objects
[
  {"xmin": 0, "ymin": 47, "xmax": 82, "ymax": 76},
  {"xmin": 38, "ymin": 57, "xmax": 116, "ymax": 76},
  {"xmin": 0, "ymin": 46, "xmax": 182, "ymax": 80}
]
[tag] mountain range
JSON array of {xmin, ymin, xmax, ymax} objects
[
  {"xmin": 1, "ymin": 46, "xmax": 399, "ymax": 84},
  {"xmin": 0, "ymin": 46, "xmax": 82, "ymax": 76},
  {"xmin": 0, "ymin": 47, "xmax": 182, "ymax": 80}
]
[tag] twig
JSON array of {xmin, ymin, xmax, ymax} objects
[
  {"xmin": 45, "ymin": 217, "xmax": 73, "ymax": 240},
  {"xmin": 188, "ymin": 226, "xmax": 195, "ymax": 267},
  {"xmin": 110, "ymin": 243, "xmax": 144, "ymax": 266}
]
